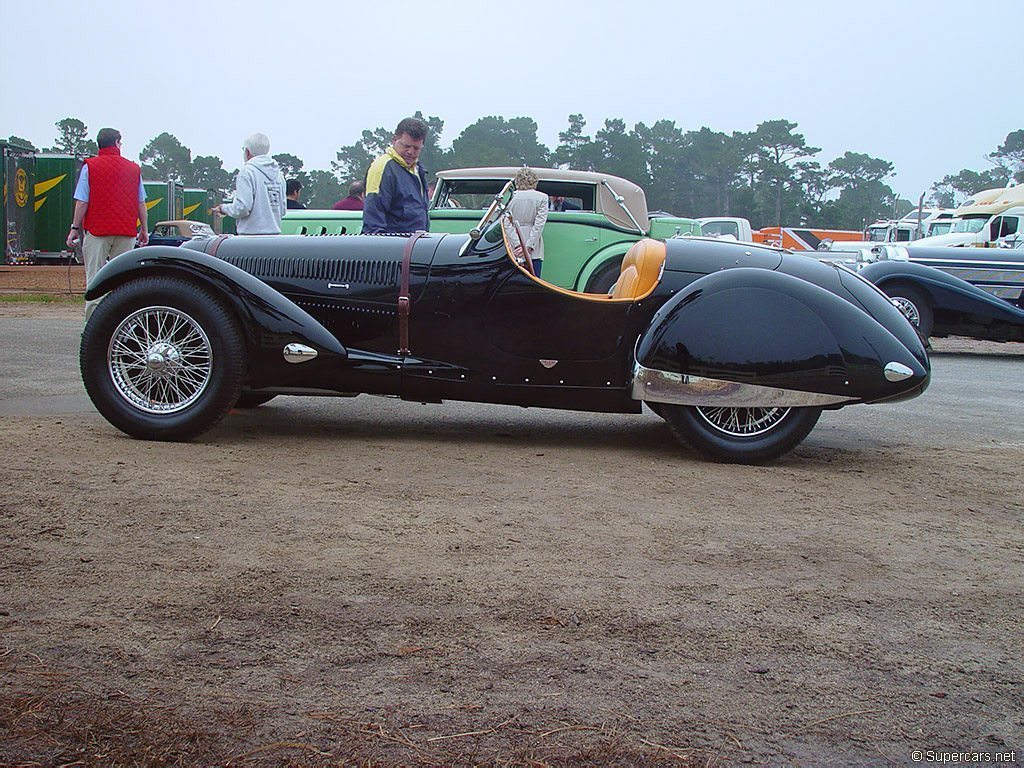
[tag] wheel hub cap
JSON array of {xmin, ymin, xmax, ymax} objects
[
  {"xmin": 108, "ymin": 306, "xmax": 213, "ymax": 414},
  {"xmin": 891, "ymin": 297, "xmax": 920, "ymax": 326},
  {"xmin": 146, "ymin": 342, "xmax": 181, "ymax": 372}
]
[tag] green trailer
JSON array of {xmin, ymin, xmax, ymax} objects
[
  {"xmin": 33, "ymin": 153, "xmax": 83, "ymax": 263},
  {"xmin": 2, "ymin": 140, "xmax": 35, "ymax": 264},
  {"xmin": 184, "ymin": 188, "xmax": 214, "ymax": 225}
]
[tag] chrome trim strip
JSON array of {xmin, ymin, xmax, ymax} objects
[
  {"xmin": 911, "ymin": 256, "xmax": 1024, "ymax": 269},
  {"xmin": 283, "ymin": 343, "xmax": 318, "ymax": 364},
  {"xmin": 923, "ymin": 266, "xmax": 1024, "ymax": 285},
  {"xmin": 631, "ymin": 364, "xmax": 855, "ymax": 407}
]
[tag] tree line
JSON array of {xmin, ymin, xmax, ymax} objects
[{"xmin": 11, "ymin": 116, "xmax": 1024, "ymax": 230}]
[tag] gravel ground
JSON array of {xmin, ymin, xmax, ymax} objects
[{"xmin": 0, "ymin": 277, "xmax": 1021, "ymax": 766}]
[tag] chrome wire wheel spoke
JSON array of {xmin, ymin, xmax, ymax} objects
[
  {"xmin": 107, "ymin": 306, "xmax": 214, "ymax": 414},
  {"xmin": 892, "ymin": 297, "xmax": 920, "ymax": 327},
  {"xmin": 695, "ymin": 406, "xmax": 790, "ymax": 437}
]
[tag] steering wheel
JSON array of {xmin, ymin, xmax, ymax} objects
[{"xmin": 510, "ymin": 218, "xmax": 535, "ymax": 276}]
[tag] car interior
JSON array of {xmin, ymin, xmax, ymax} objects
[{"xmin": 500, "ymin": 221, "xmax": 665, "ymax": 302}]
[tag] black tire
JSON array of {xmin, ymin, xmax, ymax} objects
[
  {"xmin": 80, "ymin": 276, "xmax": 246, "ymax": 441},
  {"xmin": 235, "ymin": 391, "xmax": 277, "ymax": 409},
  {"xmin": 583, "ymin": 258, "xmax": 622, "ymax": 294},
  {"xmin": 885, "ymin": 284, "xmax": 934, "ymax": 340},
  {"xmin": 661, "ymin": 404, "xmax": 822, "ymax": 464}
]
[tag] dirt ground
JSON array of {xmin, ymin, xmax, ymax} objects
[
  {"xmin": 0, "ymin": 272, "xmax": 1021, "ymax": 766},
  {"xmin": 0, "ymin": 265, "xmax": 86, "ymax": 295}
]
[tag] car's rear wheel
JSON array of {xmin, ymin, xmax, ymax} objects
[
  {"xmin": 886, "ymin": 284, "xmax": 934, "ymax": 340},
  {"xmin": 80, "ymin": 276, "xmax": 246, "ymax": 441},
  {"xmin": 660, "ymin": 404, "xmax": 822, "ymax": 463}
]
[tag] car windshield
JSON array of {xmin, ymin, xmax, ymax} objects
[
  {"xmin": 701, "ymin": 221, "xmax": 740, "ymax": 238},
  {"xmin": 928, "ymin": 222, "xmax": 953, "ymax": 236},
  {"xmin": 435, "ymin": 178, "xmax": 594, "ymax": 212},
  {"xmin": 866, "ymin": 227, "xmax": 888, "ymax": 241},
  {"xmin": 950, "ymin": 216, "xmax": 988, "ymax": 234}
]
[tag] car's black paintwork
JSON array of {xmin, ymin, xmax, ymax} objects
[
  {"xmin": 861, "ymin": 259, "xmax": 1024, "ymax": 343},
  {"xmin": 87, "ymin": 231, "xmax": 929, "ymax": 413}
]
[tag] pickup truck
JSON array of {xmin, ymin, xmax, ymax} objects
[{"xmin": 696, "ymin": 217, "xmax": 863, "ymax": 251}]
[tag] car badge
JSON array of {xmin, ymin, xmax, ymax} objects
[
  {"xmin": 540, "ymin": 359, "xmax": 558, "ymax": 368},
  {"xmin": 328, "ymin": 283, "xmax": 350, "ymax": 289}
]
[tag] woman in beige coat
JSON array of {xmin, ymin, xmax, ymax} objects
[{"xmin": 503, "ymin": 167, "xmax": 548, "ymax": 277}]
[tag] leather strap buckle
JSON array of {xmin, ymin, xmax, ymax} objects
[{"xmin": 398, "ymin": 230, "xmax": 428, "ymax": 356}]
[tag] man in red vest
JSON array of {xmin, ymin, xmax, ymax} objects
[{"xmin": 67, "ymin": 127, "xmax": 149, "ymax": 321}]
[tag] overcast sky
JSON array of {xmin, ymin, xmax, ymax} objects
[{"xmin": 3, "ymin": 0, "xmax": 1022, "ymax": 202}]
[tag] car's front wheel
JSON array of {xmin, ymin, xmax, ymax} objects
[
  {"xmin": 80, "ymin": 276, "xmax": 246, "ymax": 441},
  {"xmin": 660, "ymin": 404, "xmax": 822, "ymax": 463},
  {"xmin": 886, "ymin": 284, "xmax": 934, "ymax": 340}
]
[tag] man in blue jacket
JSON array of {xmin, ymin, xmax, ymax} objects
[{"xmin": 362, "ymin": 117, "xmax": 430, "ymax": 234}]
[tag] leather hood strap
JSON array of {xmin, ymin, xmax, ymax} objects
[{"xmin": 398, "ymin": 230, "xmax": 428, "ymax": 356}]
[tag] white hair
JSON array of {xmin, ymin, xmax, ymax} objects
[{"xmin": 243, "ymin": 132, "xmax": 271, "ymax": 157}]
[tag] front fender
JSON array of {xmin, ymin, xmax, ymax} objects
[
  {"xmin": 634, "ymin": 268, "xmax": 929, "ymax": 406},
  {"xmin": 88, "ymin": 245, "xmax": 347, "ymax": 388},
  {"xmin": 860, "ymin": 260, "xmax": 1024, "ymax": 323}
]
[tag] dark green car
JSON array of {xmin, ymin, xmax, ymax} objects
[{"xmin": 280, "ymin": 167, "xmax": 701, "ymax": 292}]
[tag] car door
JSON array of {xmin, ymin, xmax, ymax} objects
[
  {"xmin": 402, "ymin": 235, "xmax": 635, "ymax": 403},
  {"xmin": 538, "ymin": 211, "xmax": 617, "ymax": 289}
]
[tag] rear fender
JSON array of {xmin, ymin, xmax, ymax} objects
[
  {"xmin": 633, "ymin": 268, "xmax": 929, "ymax": 407},
  {"xmin": 86, "ymin": 246, "xmax": 347, "ymax": 388}
]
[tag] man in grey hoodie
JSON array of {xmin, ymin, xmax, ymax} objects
[{"xmin": 214, "ymin": 133, "xmax": 287, "ymax": 234}]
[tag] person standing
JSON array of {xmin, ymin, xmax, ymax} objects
[
  {"xmin": 67, "ymin": 127, "xmax": 148, "ymax": 322},
  {"xmin": 213, "ymin": 133, "xmax": 286, "ymax": 235},
  {"xmin": 332, "ymin": 180, "xmax": 365, "ymax": 210},
  {"xmin": 362, "ymin": 117, "xmax": 430, "ymax": 234},
  {"xmin": 503, "ymin": 167, "xmax": 549, "ymax": 277},
  {"xmin": 548, "ymin": 195, "xmax": 580, "ymax": 212},
  {"xmin": 285, "ymin": 178, "xmax": 305, "ymax": 209}
]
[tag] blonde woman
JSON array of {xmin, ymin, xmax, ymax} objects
[{"xmin": 503, "ymin": 167, "xmax": 549, "ymax": 277}]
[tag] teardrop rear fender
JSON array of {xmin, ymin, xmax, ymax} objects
[{"xmin": 634, "ymin": 268, "xmax": 929, "ymax": 406}]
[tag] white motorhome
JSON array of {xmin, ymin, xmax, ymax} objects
[
  {"xmin": 956, "ymin": 186, "xmax": 1006, "ymax": 210},
  {"xmin": 909, "ymin": 186, "xmax": 1024, "ymax": 248}
]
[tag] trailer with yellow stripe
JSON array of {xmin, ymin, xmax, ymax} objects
[{"xmin": 32, "ymin": 153, "xmax": 84, "ymax": 263}]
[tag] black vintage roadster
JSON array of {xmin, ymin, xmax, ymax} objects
[{"xmin": 80, "ymin": 186, "xmax": 930, "ymax": 463}]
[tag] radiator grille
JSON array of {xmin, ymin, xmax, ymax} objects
[{"xmin": 224, "ymin": 254, "xmax": 401, "ymax": 286}]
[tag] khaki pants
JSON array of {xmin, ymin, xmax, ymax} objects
[{"xmin": 83, "ymin": 233, "xmax": 136, "ymax": 322}]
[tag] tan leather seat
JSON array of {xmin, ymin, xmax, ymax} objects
[{"xmin": 610, "ymin": 239, "xmax": 666, "ymax": 300}]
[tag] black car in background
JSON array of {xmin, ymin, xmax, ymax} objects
[
  {"xmin": 146, "ymin": 220, "xmax": 216, "ymax": 248},
  {"xmin": 859, "ymin": 245, "xmax": 1024, "ymax": 343}
]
